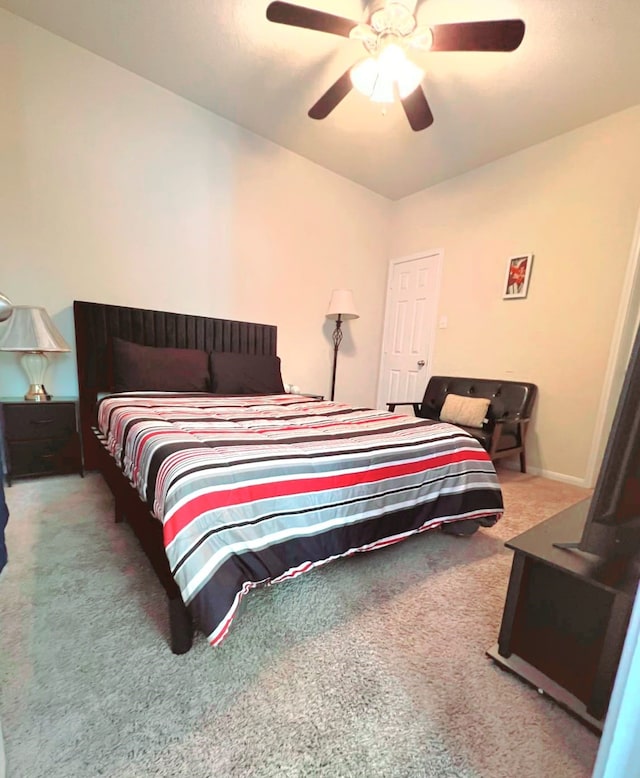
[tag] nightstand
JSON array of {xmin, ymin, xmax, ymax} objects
[{"xmin": 0, "ymin": 398, "xmax": 83, "ymax": 486}]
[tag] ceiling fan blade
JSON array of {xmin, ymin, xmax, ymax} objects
[
  {"xmin": 430, "ymin": 19, "xmax": 525, "ymax": 52},
  {"xmin": 266, "ymin": 2, "xmax": 357, "ymax": 38},
  {"xmin": 308, "ymin": 68, "xmax": 354, "ymax": 120},
  {"xmin": 401, "ymin": 86, "xmax": 434, "ymax": 132}
]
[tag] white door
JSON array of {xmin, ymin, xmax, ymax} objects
[{"xmin": 376, "ymin": 251, "xmax": 442, "ymax": 409}]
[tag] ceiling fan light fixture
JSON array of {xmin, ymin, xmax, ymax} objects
[
  {"xmin": 370, "ymin": 75, "xmax": 396, "ymax": 104},
  {"xmin": 407, "ymin": 25, "xmax": 434, "ymax": 52},
  {"xmin": 370, "ymin": 2, "xmax": 416, "ymax": 36},
  {"xmin": 379, "ymin": 43, "xmax": 424, "ymax": 97},
  {"xmin": 396, "ymin": 61, "xmax": 424, "ymax": 98},
  {"xmin": 351, "ymin": 44, "xmax": 424, "ymax": 104},
  {"xmin": 350, "ymin": 57, "xmax": 394, "ymax": 103},
  {"xmin": 349, "ymin": 23, "xmax": 378, "ymax": 52},
  {"xmin": 350, "ymin": 57, "xmax": 376, "ymax": 96}
]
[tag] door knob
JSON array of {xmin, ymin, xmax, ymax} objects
[{"xmin": 417, "ymin": 360, "xmax": 425, "ymax": 367}]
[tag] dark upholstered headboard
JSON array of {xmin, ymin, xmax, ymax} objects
[{"xmin": 73, "ymin": 300, "xmax": 278, "ymax": 469}]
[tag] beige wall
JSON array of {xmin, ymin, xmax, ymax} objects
[
  {"xmin": 0, "ymin": 9, "xmax": 389, "ymax": 407},
  {"xmin": 389, "ymin": 106, "xmax": 640, "ymax": 483}
]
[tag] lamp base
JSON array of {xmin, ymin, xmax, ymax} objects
[
  {"xmin": 20, "ymin": 352, "xmax": 53, "ymax": 401},
  {"xmin": 24, "ymin": 384, "xmax": 52, "ymax": 402}
]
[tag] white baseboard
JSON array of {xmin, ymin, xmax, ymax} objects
[
  {"xmin": 498, "ymin": 460, "xmax": 588, "ymax": 488},
  {"xmin": 526, "ymin": 465, "xmax": 589, "ymax": 488}
]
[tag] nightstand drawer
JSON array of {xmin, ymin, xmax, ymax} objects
[
  {"xmin": 6, "ymin": 436, "xmax": 81, "ymax": 478},
  {"xmin": 3, "ymin": 403, "xmax": 76, "ymax": 441}
]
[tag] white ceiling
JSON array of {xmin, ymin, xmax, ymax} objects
[{"xmin": 2, "ymin": 0, "xmax": 639, "ymax": 200}]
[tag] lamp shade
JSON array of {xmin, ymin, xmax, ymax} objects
[
  {"xmin": 0, "ymin": 293, "xmax": 13, "ymax": 323},
  {"xmin": 326, "ymin": 289, "xmax": 359, "ymax": 321},
  {"xmin": 0, "ymin": 306, "xmax": 70, "ymax": 352}
]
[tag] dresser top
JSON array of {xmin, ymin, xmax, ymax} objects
[{"xmin": 0, "ymin": 397, "xmax": 78, "ymax": 404}]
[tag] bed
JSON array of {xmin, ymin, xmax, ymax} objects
[{"xmin": 74, "ymin": 300, "xmax": 504, "ymax": 654}]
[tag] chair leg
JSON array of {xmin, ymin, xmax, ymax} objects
[
  {"xmin": 519, "ymin": 450, "xmax": 527, "ymax": 473},
  {"xmin": 517, "ymin": 421, "xmax": 529, "ymax": 473}
]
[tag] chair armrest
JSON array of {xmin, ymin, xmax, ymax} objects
[
  {"xmin": 493, "ymin": 416, "xmax": 531, "ymax": 425},
  {"xmin": 387, "ymin": 402, "xmax": 421, "ymax": 415}
]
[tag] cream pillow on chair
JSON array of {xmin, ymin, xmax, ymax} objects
[{"xmin": 439, "ymin": 393, "xmax": 490, "ymax": 429}]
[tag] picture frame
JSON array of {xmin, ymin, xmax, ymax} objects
[{"xmin": 503, "ymin": 254, "xmax": 533, "ymax": 299}]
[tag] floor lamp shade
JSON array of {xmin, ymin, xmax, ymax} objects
[
  {"xmin": 326, "ymin": 289, "xmax": 359, "ymax": 322},
  {"xmin": 0, "ymin": 306, "xmax": 70, "ymax": 401},
  {"xmin": 326, "ymin": 289, "xmax": 359, "ymax": 401}
]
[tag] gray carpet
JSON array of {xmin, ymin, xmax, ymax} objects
[{"xmin": 0, "ymin": 470, "xmax": 599, "ymax": 777}]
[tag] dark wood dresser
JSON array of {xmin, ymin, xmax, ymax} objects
[
  {"xmin": 487, "ymin": 499, "xmax": 637, "ymax": 731},
  {"xmin": 1, "ymin": 397, "xmax": 83, "ymax": 485}
]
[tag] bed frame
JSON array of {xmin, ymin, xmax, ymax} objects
[{"xmin": 73, "ymin": 300, "xmax": 278, "ymax": 653}]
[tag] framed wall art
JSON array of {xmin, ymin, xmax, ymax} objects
[{"xmin": 503, "ymin": 254, "xmax": 533, "ymax": 299}]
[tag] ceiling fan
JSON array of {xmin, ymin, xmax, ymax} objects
[{"xmin": 266, "ymin": 1, "xmax": 525, "ymax": 131}]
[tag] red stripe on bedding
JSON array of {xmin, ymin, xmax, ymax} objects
[{"xmin": 163, "ymin": 447, "xmax": 489, "ymax": 544}]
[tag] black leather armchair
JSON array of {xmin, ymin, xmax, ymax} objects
[{"xmin": 388, "ymin": 376, "xmax": 537, "ymax": 473}]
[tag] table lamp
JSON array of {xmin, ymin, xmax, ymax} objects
[{"xmin": 0, "ymin": 305, "xmax": 70, "ymax": 401}]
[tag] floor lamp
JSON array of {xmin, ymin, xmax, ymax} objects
[{"xmin": 326, "ymin": 289, "xmax": 359, "ymax": 401}]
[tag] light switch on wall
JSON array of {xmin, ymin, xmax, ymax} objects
[{"xmin": 438, "ymin": 316, "xmax": 448, "ymax": 329}]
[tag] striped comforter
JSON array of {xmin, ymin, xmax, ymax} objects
[{"xmin": 97, "ymin": 392, "xmax": 504, "ymax": 646}]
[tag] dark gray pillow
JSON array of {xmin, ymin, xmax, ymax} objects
[
  {"xmin": 210, "ymin": 351, "xmax": 284, "ymax": 395},
  {"xmin": 111, "ymin": 337, "xmax": 210, "ymax": 393}
]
